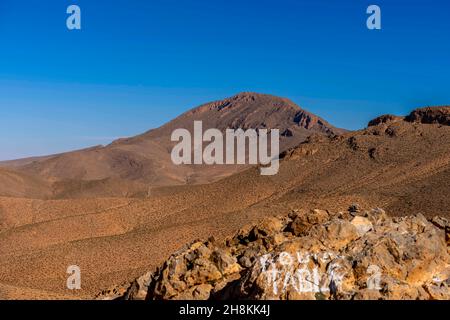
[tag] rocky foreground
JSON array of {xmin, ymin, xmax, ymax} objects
[{"xmin": 98, "ymin": 206, "xmax": 449, "ymax": 300}]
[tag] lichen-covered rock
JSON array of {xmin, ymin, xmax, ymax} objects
[{"xmin": 105, "ymin": 207, "xmax": 449, "ymax": 300}]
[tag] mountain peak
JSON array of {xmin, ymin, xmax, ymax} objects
[
  {"xmin": 231, "ymin": 91, "xmax": 266, "ymax": 99},
  {"xmin": 3, "ymin": 93, "xmax": 345, "ymax": 196},
  {"xmin": 179, "ymin": 92, "xmax": 343, "ymax": 136},
  {"xmin": 189, "ymin": 92, "xmax": 297, "ymax": 114},
  {"xmin": 229, "ymin": 92, "xmax": 291, "ymax": 103}
]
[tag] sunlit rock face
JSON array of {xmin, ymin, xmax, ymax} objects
[{"xmin": 101, "ymin": 207, "xmax": 449, "ymax": 301}]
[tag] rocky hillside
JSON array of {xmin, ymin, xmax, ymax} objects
[
  {"xmin": 99, "ymin": 206, "xmax": 450, "ymax": 300},
  {"xmin": 0, "ymin": 168, "xmax": 52, "ymax": 199},
  {"xmin": 1, "ymin": 92, "xmax": 344, "ymax": 199},
  {"xmin": 405, "ymin": 106, "xmax": 450, "ymax": 125}
]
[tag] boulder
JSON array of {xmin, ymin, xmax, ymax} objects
[
  {"xmin": 105, "ymin": 207, "xmax": 450, "ymax": 301},
  {"xmin": 351, "ymin": 216, "xmax": 373, "ymax": 236}
]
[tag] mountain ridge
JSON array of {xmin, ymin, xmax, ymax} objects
[{"xmin": 0, "ymin": 92, "xmax": 345, "ymax": 199}]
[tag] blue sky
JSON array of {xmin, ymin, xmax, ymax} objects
[{"xmin": 0, "ymin": 0, "xmax": 449, "ymax": 160}]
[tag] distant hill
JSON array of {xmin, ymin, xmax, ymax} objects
[{"xmin": 1, "ymin": 92, "xmax": 344, "ymax": 199}]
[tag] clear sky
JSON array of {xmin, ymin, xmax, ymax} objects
[{"xmin": 0, "ymin": 0, "xmax": 449, "ymax": 160}]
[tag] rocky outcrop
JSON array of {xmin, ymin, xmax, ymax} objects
[
  {"xmin": 405, "ymin": 107, "xmax": 450, "ymax": 126},
  {"xmin": 100, "ymin": 207, "xmax": 449, "ymax": 300},
  {"xmin": 368, "ymin": 107, "xmax": 450, "ymax": 128},
  {"xmin": 368, "ymin": 114, "xmax": 403, "ymax": 127}
]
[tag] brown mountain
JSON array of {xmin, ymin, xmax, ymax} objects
[
  {"xmin": 0, "ymin": 105, "xmax": 448, "ymax": 300},
  {"xmin": 1, "ymin": 92, "xmax": 344, "ymax": 199}
]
